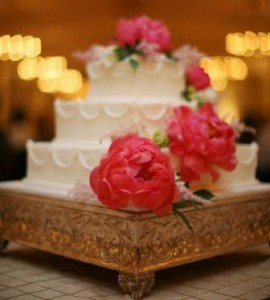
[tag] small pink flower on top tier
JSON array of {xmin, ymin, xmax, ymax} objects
[
  {"xmin": 166, "ymin": 103, "xmax": 237, "ymax": 183},
  {"xmin": 186, "ymin": 66, "xmax": 211, "ymax": 91},
  {"xmin": 116, "ymin": 15, "xmax": 172, "ymax": 53},
  {"xmin": 90, "ymin": 133, "xmax": 180, "ymax": 216}
]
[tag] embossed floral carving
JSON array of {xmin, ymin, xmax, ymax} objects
[{"xmin": 0, "ymin": 189, "xmax": 270, "ymax": 299}]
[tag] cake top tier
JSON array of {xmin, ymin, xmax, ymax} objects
[{"xmin": 73, "ymin": 15, "xmax": 218, "ymax": 106}]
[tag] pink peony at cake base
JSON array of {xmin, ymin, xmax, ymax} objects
[{"xmin": 90, "ymin": 133, "xmax": 181, "ymax": 216}]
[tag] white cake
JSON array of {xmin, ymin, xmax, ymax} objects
[{"xmin": 24, "ymin": 16, "xmax": 259, "ymax": 194}]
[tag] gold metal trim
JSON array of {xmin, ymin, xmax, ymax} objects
[{"xmin": 1, "ymin": 183, "xmax": 270, "ymax": 299}]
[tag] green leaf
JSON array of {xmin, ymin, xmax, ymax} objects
[
  {"xmin": 188, "ymin": 199, "xmax": 203, "ymax": 209},
  {"xmin": 114, "ymin": 47, "xmax": 127, "ymax": 61},
  {"xmin": 114, "ymin": 45, "xmax": 134, "ymax": 61},
  {"xmin": 172, "ymin": 189, "xmax": 214, "ymax": 233},
  {"xmin": 194, "ymin": 189, "xmax": 215, "ymax": 200},
  {"xmin": 181, "ymin": 90, "xmax": 191, "ymax": 101},
  {"xmin": 172, "ymin": 200, "xmax": 190, "ymax": 209},
  {"xmin": 129, "ymin": 58, "xmax": 139, "ymax": 71},
  {"xmin": 165, "ymin": 51, "xmax": 177, "ymax": 61},
  {"xmin": 173, "ymin": 207, "xmax": 194, "ymax": 233},
  {"xmin": 173, "ymin": 199, "xmax": 203, "ymax": 210},
  {"xmin": 152, "ymin": 130, "xmax": 169, "ymax": 148},
  {"xmin": 172, "ymin": 199, "xmax": 192, "ymax": 209}
]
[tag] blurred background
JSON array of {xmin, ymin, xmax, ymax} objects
[{"xmin": 0, "ymin": 0, "xmax": 269, "ymax": 181}]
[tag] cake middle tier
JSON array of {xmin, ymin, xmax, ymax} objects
[{"xmin": 54, "ymin": 99, "xmax": 189, "ymax": 142}]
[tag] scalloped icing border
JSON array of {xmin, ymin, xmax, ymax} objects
[
  {"xmin": 27, "ymin": 141, "xmax": 104, "ymax": 170},
  {"xmin": 236, "ymin": 142, "xmax": 259, "ymax": 166},
  {"xmin": 86, "ymin": 57, "xmax": 184, "ymax": 80},
  {"xmin": 55, "ymin": 100, "xmax": 173, "ymax": 122}
]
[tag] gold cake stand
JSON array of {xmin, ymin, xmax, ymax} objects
[{"xmin": 0, "ymin": 182, "xmax": 270, "ymax": 299}]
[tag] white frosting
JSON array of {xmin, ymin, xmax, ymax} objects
[
  {"xmin": 86, "ymin": 56, "xmax": 185, "ymax": 103},
  {"xmin": 54, "ymin": 99, "xmax": 183, "ymax": 142}
]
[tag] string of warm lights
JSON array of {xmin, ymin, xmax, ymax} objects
[
  {"xmin": 205, "ymin": 31, "xmax": 270, "ymax": 91},
  {"xmin": 200, "ymin": 56, "xmax": 248, "ymax": 91},
  {"xmin": 17, "ymin": 56, "xmax": 67, "ymax": 80},
  {"xmin": 17, "ymin": 56, "xmax": 83, "ymax": 94},
  {"xmin": 37, "ymin": 69, "xmax": 83, "ymax": 94},
  {"xmin": 226, "ymin": 31, "xmax": 270, "ymax": 56},
  {"xmin": 0, "ymin": 35, "xmax": 84, "ymax": 96},
  {"xmin": 0, "ymin": 35, "xmax": 41, "ymax": 61}
]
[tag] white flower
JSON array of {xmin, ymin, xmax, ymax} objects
[
  {"xmin": 137, "ymin": 41, "xmax": 160, "ymax": 58},
  {"xmin": 73, "ymin": 45, "xmax": 116, "ymax": 65},
  {"xmin": 68, "ymin": 180, "xmax": 96, "ymax": 203},
  {"xmin": 173, "ymin": 44, "xmax": 207, "ymax": 67}
]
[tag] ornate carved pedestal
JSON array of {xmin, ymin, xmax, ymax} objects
[{"xmin": 0, "ymin": 182, "xmax": 270, "ymax": 299}]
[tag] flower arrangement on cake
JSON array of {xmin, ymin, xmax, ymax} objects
[{"xmin": 74, "ymin": 15, "xmax": 219, "ymax": 109}]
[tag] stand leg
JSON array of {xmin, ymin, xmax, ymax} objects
[
  {"xmin": 118, "ymin": 271, "xmax": 155, "ymax": 300},
  {"xmin": 0, "ymin": 239, "xmax": 9, "ymax": 252}
]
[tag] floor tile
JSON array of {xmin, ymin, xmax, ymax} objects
[{"xmin": 0, "ymin": 242, "xmax": 269, "ymax": 299}]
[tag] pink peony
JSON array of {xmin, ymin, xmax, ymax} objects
[
  {"xmin": 186, "ymin": 66, "xmax": 211, "ymax": 91},
  {"xmin": 116, "ymin": 16, "xmax": 172, "ymax": 53},
  {"xmin": 166, "ymin": 103, "xmax": 237, "ymax": 183},
  {"xmin": 90, "ymin": 133, "xmax": 180, "ymax": 215}
]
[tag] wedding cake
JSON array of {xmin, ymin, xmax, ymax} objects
[{"xmin": 24, "ymin": 16, "xmax": 258, "ymax": 200}]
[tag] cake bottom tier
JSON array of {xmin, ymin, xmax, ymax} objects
[{"xmin": 25, "ymin": 140, "xmax": 259, "ymax": 194}]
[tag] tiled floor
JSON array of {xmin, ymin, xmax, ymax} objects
[{"xmin": 0, "ymin": 242, "xmax": 269, "ymax": 300}]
